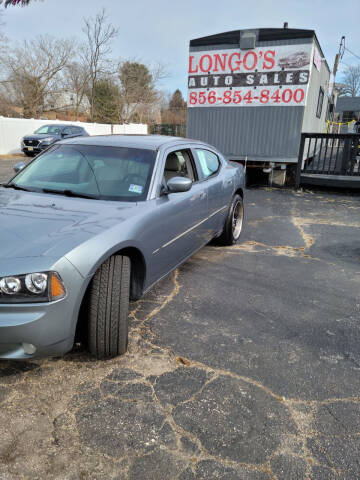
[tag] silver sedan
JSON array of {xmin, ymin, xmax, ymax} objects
[{"xmin": 0, "ymin": 135, "xmax": 245, "ymax": 359}]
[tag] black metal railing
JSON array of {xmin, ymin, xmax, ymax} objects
[
  {"xmin": 296, "ymin": 133, "xmax": 360, "ymax": 187},
  {"xmin": 149, "ymin": 124, "xmax": 186, "ymax": 137}
]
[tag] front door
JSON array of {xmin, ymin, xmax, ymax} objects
[
  {"xmin": 145, "ymin": 148, "xmax": 208, "ymax": 285},
  {"xmin": 193, "ymin": 148, "xmax": 234, "ymax": 237}
]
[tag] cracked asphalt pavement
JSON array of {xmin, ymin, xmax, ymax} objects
[{"xmin": 0, "ymin": 158, "xmax": 360, "ymax": 479}]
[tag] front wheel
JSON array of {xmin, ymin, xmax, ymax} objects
[
  {"xmin": 218, "ymin": 194, "xmax": 244, "ymax": 246},
  {"xmin": 87, "ymin": 255, "xmax": 131, "ymax": 359}
]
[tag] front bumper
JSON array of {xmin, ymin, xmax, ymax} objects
[
  {"xmin": 0, "ymin": 258, "xmax": 88, "ymax": 359},
  {"xmin": 21, "ymin": 145, "xmax": 46, "ymax": 155},
  {"xmin": 0, "ymin": 301, "xmax": 75, "ymax": 359}
]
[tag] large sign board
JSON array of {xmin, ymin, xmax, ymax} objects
[{"xmin": 188, "ymin": 44, "xmax": 312, "ymax": 107}]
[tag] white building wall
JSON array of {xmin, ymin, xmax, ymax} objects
[{"xmin": 0, "ymin": 117, "xmax": 148, "ymax": 154}]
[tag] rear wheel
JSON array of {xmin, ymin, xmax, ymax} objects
[
  {"xmin": 218, "ymin": 194, "xmax": 244, "ymax": 246},
  {"xmin": 87, "ymin": 255, "xmax": 130, "ymax": 359}
]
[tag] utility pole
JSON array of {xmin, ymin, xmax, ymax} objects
[{"xmin": 331, "ymin": 35, "xmax": 345, "ymax": 96}]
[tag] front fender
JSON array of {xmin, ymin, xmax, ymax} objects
[{"xmin": 65, "ymin": 227, "xmax": 147, "ymax": 279}]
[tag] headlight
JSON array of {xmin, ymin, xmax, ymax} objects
[
  {"xmin": 0, "ymin": 277, "xmax": 21, "ymax": 295},
  {"xmin": 0, "ymin": 271, "xmax": 66, "ymax": 303},
  {"xmin": 25, "ymin": 273, "xmax": 47, "ymax": 293},
  {"xmin": 39, "ymin": 137, "xmax": 55, "ymax": 145}
]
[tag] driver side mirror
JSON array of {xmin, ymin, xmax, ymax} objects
[
  {"xmin": 166, "ymin": 176, "xmax": 192, "ymax": 193},
  {"xmin": 13, "ymin": 162, "xmax": 26, "ymax": 173}
]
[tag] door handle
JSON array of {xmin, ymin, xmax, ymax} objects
[{"xmin": 192, "ymin": 192, "xmax": 206, "ymax": 201}]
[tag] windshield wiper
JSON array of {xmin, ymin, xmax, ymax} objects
[
  {"xmin": 1, "ymin": 183, "xmax": 99, "ymax": 199},
  {"xmin": 41, "ymin": 188, "xmax": 100, "ymax": 200},
  {"xmin": 2, "ymin": 183, "xmax": 33, "ymax": 192}
]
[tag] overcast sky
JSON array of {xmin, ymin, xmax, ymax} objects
[{"xmin": 1, "ymin": 0, "xmax": 359, "ymax": 95}]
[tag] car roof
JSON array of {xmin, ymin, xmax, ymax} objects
[
  {"xmin": 59, "ymin": 134, "xmax": 206, "ymax": 150},
  {"xmin": 39, "ymin": 124, "xmax": 83, "ymax": 129}
]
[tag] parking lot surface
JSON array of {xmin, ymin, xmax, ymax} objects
[
  {"xmin": 0, "ymin": 157, "xmax": 360, "ymax": 479},
  {"xmin": 0, "ymin": 156, "xmax": 28, "ymax": 183}
]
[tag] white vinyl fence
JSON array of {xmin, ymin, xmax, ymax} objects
[{"xmin": 0, "ymin": 117, "xmax": 148, "ymax": 155}]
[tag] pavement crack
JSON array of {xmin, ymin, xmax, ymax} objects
[
  {"xmin": 291, "ymin": 214, "xmax": 315, "ymax": 251},
  {"xmin": 142, "ymin": 269, "xmax": 181, "ymax": 324},
  {"xmin": 225, "ymin": 241, "xmax": 322, "ymax": 261},
  {"xmin": 323, "ymin": 404, "xmax": 347, "ymax": 434},
  {"xmin": 52, "ymin": 416, "xmax": 61, "ymax": 446},
  {"xmin": 0, "ymin": 436, "xmax": 18, "ymax": 465},
  {"xmin": 134, "ymin": 269, "xmax": 181, "ymax": 347},
  {"xmin": 171, "ymin": 357, "xmax": 285, "ymax": 403}
]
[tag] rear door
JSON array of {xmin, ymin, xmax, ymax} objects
[
  {"xmin": 72, "ymin": 126, "xmax": 86, "ymax": 137},
  {"xmin": 62, "ymin": 127, "xmax": 72, "ymax": 138},
  {"xmin": 62, "ymin": 127, "xmax": 80, "ymax": 139},
  {"xmin": 144, "ymin": 147, "xmax": 208, "ymax": 284}
]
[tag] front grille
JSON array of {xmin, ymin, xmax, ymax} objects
[{"xmin": 24, "ymin": 139, "xmax": 40, "ymax": 147}]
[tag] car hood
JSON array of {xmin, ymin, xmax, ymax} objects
[{"xmin": 0, "ymin": 188, "xmax": 138, "ymax": 261}]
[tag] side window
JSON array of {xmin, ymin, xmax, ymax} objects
[
  {"xmin": 73, "ymin": 127, "xmax": 83, "ymax": 135},
  {"xmin": 196, "ymin": 149, "xmax": 221, "ymax": 179},
  {"xmin": 62, "ymin": 127, "xmax": 72, "ymax": 136},
  {"xmin": 316, "ymin": 87, "xmax": 324, "ymax": 119},
  {"xmin": 164, "ymin": 149, "xmax": 196, "ymax": 184}
]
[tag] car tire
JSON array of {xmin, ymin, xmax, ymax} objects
[
  {"xmin": 87, "ymin": 255, "xmax": 131, "ymax": 359},
  {"xmin": 24, "ymin": 152, "xmax": 34, "ymax": 157},
  {"xmin": 217, "ymin": 194, "xmax": 244, "ymax": 246}
]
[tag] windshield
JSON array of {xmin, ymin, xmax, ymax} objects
[
  {"xmin": 11, "ymin": 144, "xmax": 156, "ymax": 201},
  {"xmin": 34, "ymin": 125, "xmax": 62, "ymax": 134}
]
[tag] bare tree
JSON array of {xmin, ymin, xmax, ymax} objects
[
  {"xmin": 64, "ymin": 61, "xmax": 90, "ymax": 120},
  {"xmin": 334, "ymin": 83, "xmax": 347, "ymax": 97},
  {"xmin": 0, "ymin": 35, "xmax": 74, "ymax": 117},
  {"xmin": 0, "ymin": 12, "xmax": 7, "ymax": 56},
  {"xmin": 0, "ymin": 0, "xmax": 42, "ymax": 7},
  {"xmin": 81, "ymin": 8, "xmax": 118, "ymax": 121},
  {"xmin": 151, "ymin": 62, "xmax": 168, "ymax": 85},
  {"xmin": 340, "ymin": 65, "xmax": 360, "ymax": 97}
]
